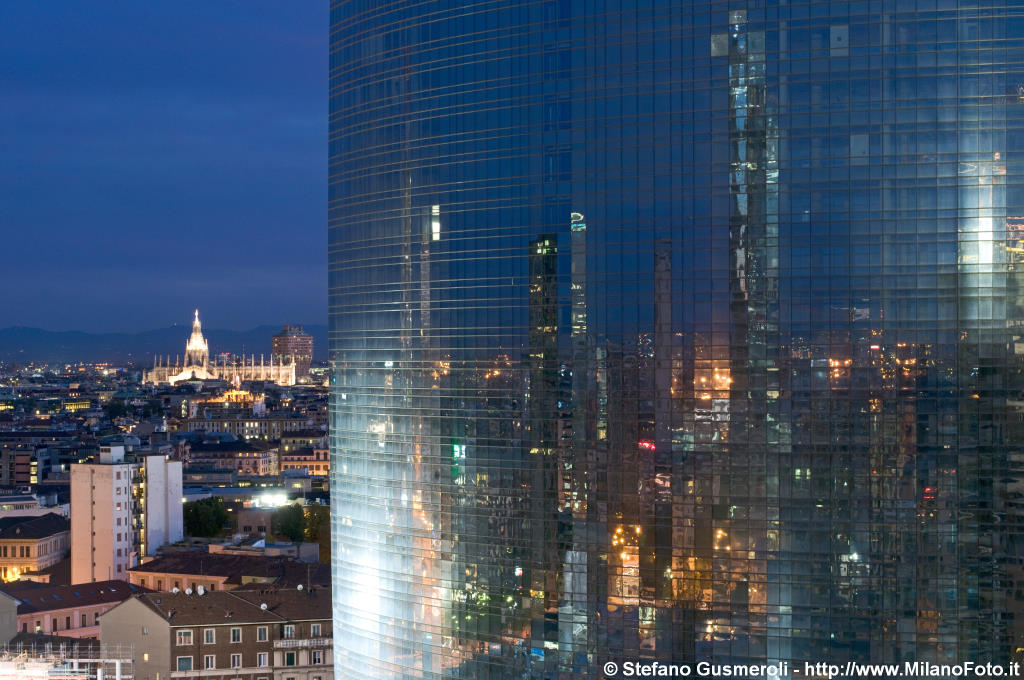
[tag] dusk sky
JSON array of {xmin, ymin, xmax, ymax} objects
[{"xmin": 0, "ymin": 1, "xmax": 326, "ymax": 333}]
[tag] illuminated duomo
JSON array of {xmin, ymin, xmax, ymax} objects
[{"xmin": 144, "ymin": 310, "xmax": 295, "ymax": 386}]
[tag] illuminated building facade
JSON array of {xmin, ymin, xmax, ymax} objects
[
  {"xmin": 145, "ymin": 311, "xmax": 296, "ymax": 386},
  {"xmin": 273, "ymin": 325, "xmax": 315, "ymax": 379},
  {"xmin": 329, "ymin": 2, "xmax": 1024, "ymax": 677},
  {"xmin": 0, "ymin": 514, "xmax": 69, "ymax": 582}
]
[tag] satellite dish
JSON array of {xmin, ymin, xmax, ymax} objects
[
  {"xmin": 297, "ymin": 584, "xmax": 303, "ymax": 591},
  {"xmin": 171, "ymin": 587, "xmax": 180, "ymax": 594},
  {"xmin": 197, "ymin": 586, "xmax": 205, "ymax": 596},
  {"xmin": 260, "ymin": 603, "xmax": 268, "ymax": 611},
  {"xmin": 185, "ymin": 588, "xmax": 193, "ymax": 595}
]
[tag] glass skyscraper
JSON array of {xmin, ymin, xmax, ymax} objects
[{"xmin": 329, "ymin": 2, "xmax": 1024, "ymax": 677}]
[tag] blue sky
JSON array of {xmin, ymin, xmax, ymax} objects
[{"xmin": 0, "ymin": 1, "xmax": 326, "ymax": 332}]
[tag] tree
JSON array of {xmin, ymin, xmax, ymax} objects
[
  {"xmin": 104, "ymin": 398, "xmax": 130, "ymax": 420},
  {"xmin": 184, "ymin": 497, "xmax": 229, "ymax": 538},
  {"xmin": 141, "ymin": 398, "xmax": 164, "ymax": 418},
  {"xmin": 272, "ymin": 503, "xmax": 305, "ymax": 542},
  {"xmin": 303, "ymin": 504, "xmax": 331, "ymax": 563}
]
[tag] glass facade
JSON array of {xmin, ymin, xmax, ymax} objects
[{"xmin": 329, "ymin": 2, "xmax": 1024, "ymax": 677}]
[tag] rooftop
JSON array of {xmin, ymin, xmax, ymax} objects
[
  {"xmin": 1, "ymin": 579, "xmax": 145, "ymax": 614},
  {"xmin": 0, "ymin": 513, "xmax": 69, "ymax": 540},
  {"xmin": 131, "ymin": 585, "xmax": 330, "ymax": 626},
  {"xmin": 129, "ymin": 552, "xmax": 330, "ymax": 587}
]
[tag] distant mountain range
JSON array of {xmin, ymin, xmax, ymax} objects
[{"xmin": 0, "ymin": 324, "xmax": 328, "ymax": 365}]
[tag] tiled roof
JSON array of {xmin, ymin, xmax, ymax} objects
[
  {"xmin": 132, "ymin": 586, "xmax": 331, "ymax": 626},
  {"xmin": 0, "ymin": 513, "xmax": 69, "ymax": 540},
  {"xmin": 0, "ymin": 579, "xmax": 146, "ymax": 614},
  {"xmin": 129, "ymin": 552, "xmax": 329, "ymax": 587}
]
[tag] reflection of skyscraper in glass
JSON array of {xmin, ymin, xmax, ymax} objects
[{"xmin": 330, "ymin": 3, "xmax": 1024, "ymax": 677}]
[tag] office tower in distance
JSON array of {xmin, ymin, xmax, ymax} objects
[
  {"xmin": 71, "ymin": 445, "xmax": 182, "ymax": 584},
  {"xmin": 273, "ymin": 325, "xmax": 314, "ymax": 379},
  {"xmin": 329, "ymin": 2, "xmax": 1024, "ymax": 677}
]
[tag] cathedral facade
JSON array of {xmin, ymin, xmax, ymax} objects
[{"xmin": 144, "ymin": 310, "xmax": 295, "ymax": 386}]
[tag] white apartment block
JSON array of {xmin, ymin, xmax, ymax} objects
[{"xmin": 71, "ymin": 445, "xmax": 183, "ymax": 585}]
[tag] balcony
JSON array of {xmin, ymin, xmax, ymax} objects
[{"xmin": 273, "ymin": 637, "xmax": 331, "ymax": 649}]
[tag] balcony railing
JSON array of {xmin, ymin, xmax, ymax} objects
[{"xmin": 273, "ymin": 637, "xmax": 331, "ymax": 649}]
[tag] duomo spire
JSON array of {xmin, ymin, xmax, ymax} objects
[
  {"xmin": 144, "ymin": 309, "xmax": 295, "ymax": 386},
  {"xmin": 185, "ymin": 309, "xmax": 209, "ymax": 368}
]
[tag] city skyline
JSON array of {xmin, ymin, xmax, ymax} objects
[{"xmin": 0, "ymin": 1, "xmax": 326, "ymax": 333}]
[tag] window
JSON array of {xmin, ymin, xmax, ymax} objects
[
  {"xmin": 141, "ymin": 626, "xmax": 148, "ymax": 635},
  {"xmin": 156, "ymin": 580, "xmax": 163, "ymax": 590},
  {"xmin": 142, "ymin": 653, "xmax": 149, "ymax": 662},
  {"xmin": 65, "ymin": 616, "xmax": 70, "ymax": 630},
  {"xmin": 230, "ymin": 653, "xmax": 241, "ymax": 669},
  {"xmin": 176, "ymin": 630, "xmax": 193, "ymax": 646},
  {"xmin": 257, "ymin": 652, "xmax": 268, "ymax": 667},
  {"xmin": 204, "ymin": 655, "xmax": 215, "ymax": 670},
  {"xmin": 283, "ymin": 624, "xmax": 295, "ymax": 639},
  {"xmin": 176, "ymin": 657, "xmax": 192, "ymax": 672},
  {"xmin": 285, "ymin": 652, "xmax": 296, "ymax": 667},
  {"xmin": 204, "ymin": 628, "xmax": 215, "ymax": 644},
  {"xmin": 311, "ymin": 623, "xmax": 321, "ymax": 636},
  {"xmin": 51, "ymin": 618, "xmax": 57, "ymax": 631},
  {"xmin": 312, "ymin": 650, "xmax": 323, "ymax": 665},
  {"xmin": 231, "ymin": 627, "xmax": 241, "ymax": 643},
  {"xmin": 256, "ymin": 626, "xmax": 268, "ymax": 642}
]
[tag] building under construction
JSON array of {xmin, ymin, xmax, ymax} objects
[{"xmin": 0, "ymin": 641, "xmax": 132, "ymax": 680}]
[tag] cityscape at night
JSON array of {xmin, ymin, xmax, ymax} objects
[{"xmin": 3, "ymin": 1, "xmax": 1024, "ymax": 679}]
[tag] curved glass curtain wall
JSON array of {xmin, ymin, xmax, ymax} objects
[{"xmin": 330, "ymin": 2, "xmax": 1024, "ymax": 677}]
